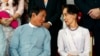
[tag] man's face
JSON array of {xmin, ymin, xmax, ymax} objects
[{"xmin": 32, "ymin": 10, "xmax": 46, "ymax": 27}]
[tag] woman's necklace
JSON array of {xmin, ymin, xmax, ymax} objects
[{"xmin": 68, "ymin": 25, "xmax": 79, "ymax": 31}]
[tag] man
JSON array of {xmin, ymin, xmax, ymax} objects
[
  {"xmin": 74, "ymin": 0, "xmax": 100, "ymax": 56},
  {"xmin": 28, "ymin": 0, "xmax": 62, "ymax": 56},
  {"xmin": 10, "ymin": 6, "xmax": 51, "ymax": 56}
]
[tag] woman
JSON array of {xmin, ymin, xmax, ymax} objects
[
  {"xmin": 0, "ymin": 0, "xmax": 18, "ymax": 29},
  {"xmin": 57, "ymin": 4, "xmax": 90, "ymax": 56}
]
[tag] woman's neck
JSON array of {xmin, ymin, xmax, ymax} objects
[{"xmin": 68, "ymin": 21, "xmax": 79, "ymax": 31}]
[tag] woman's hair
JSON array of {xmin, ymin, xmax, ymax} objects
[{"xmin": 63, "ymin": 4, "xmax": 79, "ymax": 15}]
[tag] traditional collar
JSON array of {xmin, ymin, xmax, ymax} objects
[{"xmin": 29, "ymin": 23, "xmax": 38, "ymax": 28}]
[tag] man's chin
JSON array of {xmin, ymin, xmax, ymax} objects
[{"xmin": 38, "ymin": 24, "xmax": 42, "ymax": 27}]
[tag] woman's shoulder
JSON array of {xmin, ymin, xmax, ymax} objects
[
  {"xmin": 58, "ymin": 28, "xmax": 68, "ymax": 33},
  {"xmin": 79, "ymin": 26, "xmax": 89, "ymax": 32}
]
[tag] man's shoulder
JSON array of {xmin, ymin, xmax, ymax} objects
[{"xmin": 41, "ymin": 26, "xmax": 49, "ymax": 33}]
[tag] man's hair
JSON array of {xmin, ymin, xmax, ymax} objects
[
  {"xmin": 29, "ymin": 6, "xmax": 46, "ymax": 17},
  {"xmin": 63, "ymin": 4, "xmax": 79, "ymax": 15}
]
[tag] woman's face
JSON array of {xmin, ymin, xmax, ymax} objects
[{"xmin": 63, "ymin": 8, "xmax": 77, "ymax": 26}]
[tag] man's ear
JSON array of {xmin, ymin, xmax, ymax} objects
[{"xmin": 32, "ymin": 13, "xmax": 36, "ymax": 17}]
